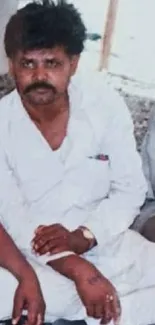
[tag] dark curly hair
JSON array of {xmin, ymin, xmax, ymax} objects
[{"xmin": 4, "ymin": 0, "xmax": 87, "ymax": 58}]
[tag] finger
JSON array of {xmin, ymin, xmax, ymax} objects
[
  {"xmin": 32, "ymin": 230, "xmax": 55, "ymax": 250},
  {"xmin": 102, "ymin": 303, "xmax": 113, "ymax": 324},
  {"xmin": 37, "ymin": 313, "xmax": 43, "ymax": 325},
  {"xmin": 27, "ymin": 302, "xmax": 38, "ymax": 325},
  {"xmin": 111, "ymin": 293, "xmax": 121, "ymax": 325},
  {"xmin": 34, "ymin": 237, "xmax": 63, "ymax": 255},
  {"xmin": 94, "ymin": 305, "xmax": 104, "ymax": 319},
  {"xmin": 32, "ymin": 228, "xmax": 62, "ymax": 249},
  {"xmin": 86, "ymin": 304, "xmax": 95, "ymax": 318},
  {"xmin": 35, "ymin": 226, "xmax": 46, "ymax": 235},
  {"xmin": 37, "ymin": 240, "xmax": 69, "ymax": 256},
  {"xmin": 36, "ymin": 241, "xmax": 52, "ymax": 255},
  {"xmin": 36, "ymin": 224, "xmax": 62, "ymax": 237},
  {"xmin": 12, "ymin": 293, "xmax": 24, "ymax": 325}
]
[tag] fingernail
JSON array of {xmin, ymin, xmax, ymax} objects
[
  {"xmin": 114, "ymin": 318, "xmax": 121, "ymax": 325},
  {"xmin": 46, "ymin": 252, "xmax": 51, "ymax": 256},
  {"xmin": 12, "ymin": 318, "xmax": 19, "ymax": 325}
]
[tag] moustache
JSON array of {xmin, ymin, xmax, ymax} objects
[{"xmin": 24, "ymin": 82, "xmax": 57, "ymax": 94}]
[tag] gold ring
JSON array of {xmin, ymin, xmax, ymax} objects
[{"xmin": 106, "ymin": 294, "xmax": 114, "ymax": 302}]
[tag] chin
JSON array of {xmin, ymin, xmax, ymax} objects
[{"xmin": 27, "ymin": 94, "xmax": 55, "ymax": 106}]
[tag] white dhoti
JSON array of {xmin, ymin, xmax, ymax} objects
[
  {"xmin": 1, "ymin": 231, "xmax": 155, "ymax": 325},
  {"xmin": 0, "ymin": 72, "xmax": 154, "ymax": 325}
]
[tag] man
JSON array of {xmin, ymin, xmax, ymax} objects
[
  {"xmin": 131, "ymin": 108, "xmax": 155, "ymax": 240},
  {"xmin": 0, "ymin": 1, "xmax": 155, "ymax": 325}
]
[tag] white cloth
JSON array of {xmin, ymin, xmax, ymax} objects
[{"xmin": 0, "ymin": 71, "xmax": 154, "ymax": 325}]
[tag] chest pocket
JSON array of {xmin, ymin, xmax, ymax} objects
[{"xmin": 63, "ymin": 156, "xmax": 110, "ymax": 209}]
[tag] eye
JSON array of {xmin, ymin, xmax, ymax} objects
[
  {"xmin": 21, "ymin": 60, "xmax": 35, "ymax": 69},
  {"xmin": 46, "ymin": 60, "xmax": 62, "ymax": 68}
]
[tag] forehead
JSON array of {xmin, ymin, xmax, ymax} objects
[{"xmin": 15, "ymin": 47, "xmax": 69, "ymax": 61}]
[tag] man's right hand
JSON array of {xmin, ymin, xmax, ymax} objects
[
  {"xmin": 50, "ymin": 254, "xmax": 121, "ymax": 325},
  {"xmin": 12, "ymin": 274, "xmax": 46, "ymax": 325}
]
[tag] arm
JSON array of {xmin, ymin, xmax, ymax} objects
[
  {"xmin": 33, "ymin": 88, "xmax": 147, "ymax": 257},
  {"xmin": 0, "ymin": 143, "xmax": 45, "ymax": 325},
  {"xmin": 48, "ymin": 254, "xmax": 121, "ymax": 324},
  {"xmin": 0, "ymin": 223, "xmax": 36, "ymax": 281},
  {"xmin": 82, "ymin": 88, "xmax": 147, "ymax": 251}
]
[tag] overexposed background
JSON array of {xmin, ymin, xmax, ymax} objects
[{"xmin": 14, "ymin": 0, "xmax": 155, "ymax": 98}]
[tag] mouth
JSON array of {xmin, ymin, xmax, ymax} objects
[{"xmin": 31, "ymin": 88, "xmax": 52, "ymax": 94}]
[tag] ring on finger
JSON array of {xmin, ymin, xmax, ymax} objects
[{"xmin": 106, "ymin": 294, "xmax": 114, "ymax": 303}]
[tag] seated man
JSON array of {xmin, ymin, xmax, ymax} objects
[
  {"xmin": 1, "ymin": 1, "xmax": 155, "ymax": 325},
  {"xmin": 131, "ymin": 108, "xmax": 155, "ymax": 240}
]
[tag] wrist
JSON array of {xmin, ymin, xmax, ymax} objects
[
  {"xmin": 70, "ymin": 227, "xmax": 97, "ymax": 254},
  {"xmin": 70, "ymin": 229, "xmax": 90, "ymax": 254},
  {"xmin": 17, "ymin": 263, "xmax": 37, "ymax": 283}
]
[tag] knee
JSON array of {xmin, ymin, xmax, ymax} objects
[{"xmin": 141, "ymin": 216, "xmax": 155, "ymax": 242}]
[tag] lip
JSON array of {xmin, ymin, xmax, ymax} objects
[{"xmin": 32, "ymin": 88, "xmax": 51, "ymax": 94}]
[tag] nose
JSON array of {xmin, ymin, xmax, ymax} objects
[{"xmin": 32, "ymin": 64, "xmax": 48, "ymax": 82}]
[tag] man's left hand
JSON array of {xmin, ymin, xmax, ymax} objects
[{"xmin": 32, "ymin": 224, "xmax": 90, "ymax": 256}]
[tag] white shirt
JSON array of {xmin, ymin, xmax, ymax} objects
[{"xmin": 0, "ymin": 71, "xmax": 147, "ymax": 265}]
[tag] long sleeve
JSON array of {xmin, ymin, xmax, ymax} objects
[
  {"xmin": 0, "ymin": 140, "xmax": 33, "ymax": 250},
  {"xmin": 0, "ymin": 141, "xmax": 65, "ymax": 264},
  {"xmin": 84, "ymin": 88, "xmax": 147, "ymax": 251}
]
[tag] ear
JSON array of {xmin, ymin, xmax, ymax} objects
[
  {"xmin": 70, "ymin": 55, "xmax": 80, "ymax": 76},
  {"xmin": 8, "ymin": 59, "xmax": 14, "ymax": 78}
]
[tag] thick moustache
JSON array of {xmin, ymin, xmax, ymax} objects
[{"xmin": 24, "ymin": 82, "xmax": 56, "ymax": 94}]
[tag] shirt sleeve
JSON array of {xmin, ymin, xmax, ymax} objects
[
  {"xmin": 0, "ymin": 141, "xmax": 73, "ymax": 264},
  {"xmin": 0, "ymin": 140, "xmax": 34, "ymax": 250},
  {"xmin": 83, "ymin": 87, "xmax": 147, "ymax": 251}
]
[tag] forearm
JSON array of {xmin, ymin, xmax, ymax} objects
[
  {"xmin": 0, "ymin": 224, "xmax": 35, "ymax": 281},
  {"xmin": 47, "ymin": 254, "xmax": 94, "ymax": 282}
]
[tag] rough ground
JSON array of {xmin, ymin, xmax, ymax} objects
[{"xmin": 0, "ymin": 74, "xmax": 153, "ymax": 150}]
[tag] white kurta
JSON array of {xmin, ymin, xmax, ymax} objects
[{"xmin": 0, "ymin": 71, "xmax": 154, "ymax": 325}]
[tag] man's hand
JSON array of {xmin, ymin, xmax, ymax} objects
[
  {"xmin": 49, "ymin": 255, "xmax": 121, "ymax": 325},
  {"xmin": 32, "ymin": 224, "xmax": 92, "ymax": 255},
  {"xmin": 12, "ymin": 274, "xmax": 45, "ymax": 325},
  {"xmin": 74, "ymin": 263, "xmax": 121, "ymax": 325}
]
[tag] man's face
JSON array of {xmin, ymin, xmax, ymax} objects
[{"xmin": 9, "ymin": 47, "xmax": 79, "ymax": 106}]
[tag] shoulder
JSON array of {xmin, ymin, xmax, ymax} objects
[
  {"xmin": 0, "ymin": 89, "xmax": 19, "ymax": 136},
  {"xmin": 71, "ymin": 71, "xmax": 133, "ymax": 135},
  {"xmin": 72, "ymin": 71, "xmax": 131, "ymax": 120},
  {"xmin": 0, "ymin": 89, "xmax": 18, "ymax": 115}
]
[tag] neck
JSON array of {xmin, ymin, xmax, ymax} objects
[{"xmin": 22, "ymin": 92, "xmax": 69, "ymax": 124}]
